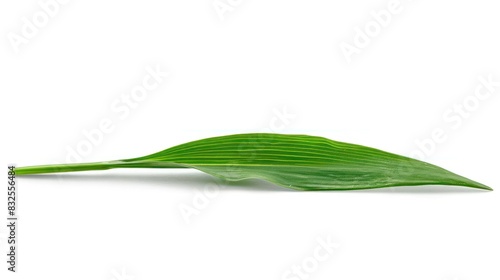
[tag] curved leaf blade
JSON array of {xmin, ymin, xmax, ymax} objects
[{"xmin": 124, "ymin": 133, "xmax": 491, "ymax": 191}]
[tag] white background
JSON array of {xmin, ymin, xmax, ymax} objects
[{"xmin": 1, "ymin": 1, "xmax": 499, "ymax": 279}]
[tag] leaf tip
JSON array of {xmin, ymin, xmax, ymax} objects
[{"xmin": 459, "ymin": 178, "xmax": 493, "ymax": 191}]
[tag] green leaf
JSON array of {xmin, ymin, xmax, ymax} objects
[{"xmin": 15, "ymin": 133, "xmax": 492, "ymax": 191}]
